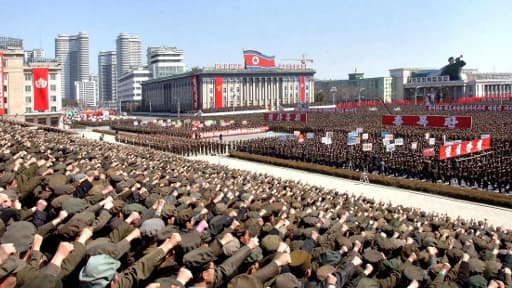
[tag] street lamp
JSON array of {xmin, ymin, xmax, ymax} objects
[{"xmin": 329, "ymin": 86, "xmax": 337, "ymax": 105}]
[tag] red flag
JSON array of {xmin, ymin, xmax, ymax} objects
[
  {"xmin": 33, "ymin": 68, "xmax": 49, "ymax": 111},
  {"xmin": 243, "ymin": 50, "xmax": 275, "ymax": 69},
  {"xmin": 0, "ymin": 52, "xmax": 4, "ymax": 115},
  {"xmin": 300, "ymin": 76, "xmax": 305, "ymax": 103},
  {"xmin": 215, "ymin": 77, "xmax": 223, "ymax": 109}
]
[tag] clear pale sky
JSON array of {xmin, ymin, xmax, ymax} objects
[{"xmin": 4, "ymin": 0, "xmax": 512, "ymax": 79}]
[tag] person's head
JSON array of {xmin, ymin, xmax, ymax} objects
[{"xmin": 448, "ymin": 57, "xmax": 455, "ymax": 64}]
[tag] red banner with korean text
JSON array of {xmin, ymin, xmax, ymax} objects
[
  {"xmin": 264, "ymin": 113, "xmax": 307, "ymax": 122},
  {"xmin": 382, "ymin": 114, "xmax": 472, "ymax": 128},
  {"xmin": 439, "ymin": 137, "xmax": 491, "ymax": 160},
  {"xmin": 300, "ymin": 76, "xmax": 305, "ymax": 103},
  {"xmin": 215, "ymin": 77, "xmax": 223, "ymax": 109},
  {"xmin": 33, "ymin": 68, "xmax": 49, "ymax": 111},
  {"xmin": 0, "ymin": 52, "xmax": 4, "ymax": 115},
  {"xmin": 191, "ymin": 75, "xmax": 198, "ymax": 110},
  {"xmin": 426, "ymin": 104, "xmax": 512, "ymax": 112}
]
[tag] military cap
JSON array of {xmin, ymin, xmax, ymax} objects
[
  {"xmin": 228, "ymin": 274, "xmax": 262, "ymax": 288},
  {"xmin": 140, "ymin": 218, "xmax": 165, "ymax": 238},
  {"xmin": 62, "ymin": 197, "xmax": 88, "ymax": 215},
  {"xmin": 317, "ymin": 265, "xmax": 336, "ymax": 281},
  {"xmin": 183, "ymin": 247, "xmax": 217, "ymax": 272},
  {"xmin": 180, "ymin": 231, "xmax": 202, "ymax": 253},
  {"xmin": 122, "ymin": 203, "xmax": 146, "ymax": 215},
  {"xmin": 274, "ymin": 273, "xmax": 301, "ymax": 288},
  {"xmin": 1, "ymin": 221, "xmax": 36, "ymax": 253},
  {"xmin": 47, "ymin": 174, "xmax": 67, "ymax": 190},
  {"xmin": 111, "ymin": 199, "xmax": 126, "ymax": 215},
  {"xmin": 209, "ymin": 215, "xmax": 232, "ymax": 236},
  {"xmin": 73, "ymin": 173, "xmax": 87, "ymax": 183},
  {"xmin": 484, "ymin": 260, "xmax": 501, "ymax": 278},
  {"xmin": 57, "ymin": 212, "xmax": 95, "ymax": 240},
  {"xmin": 156, "ymin": 225, "xmax": 179, "ymax": 241},
  {"xmin": 363, "ymin": 249, "xmax": 385, "ymax": 264},
  {"xmin": 0, "ymin": 173, "xmax": 15, "ymax": 187},
  {"xmin": 86, "ymin": 238, "xmax": 121, "ymax": 259},
  {"xmin": 244, "ymin": 247, "xmax": 263, "ymax": 264},
  {"xmin": 79, "ymin": 254, "xmax": 121, "ymax": 288},
  {"xmin": 356, "ymin": 278, "xmax": 379, "ymax": 288},
  {"xmin": 176, "ymin": 208, "xmax": 194, "ymax": 226},
  {"xmin": 404, "ymin": 265, "xmax": 425, "ymax": 281},
  {"xmin": 318, "ymin": 250, "xmax": 342, "ymax": 266},
  {"xmin": 466, "ymin": 275, "xmax": 488, "ymax": 287},
  {"xmin": 446, "ymin": 248, "xmax": 464, "ymax": 264},
  {"xmin": 468, "ymin": 258, "xmax": 486, "ymax": 273},
  {"xmin": 51, "ymin": 194, "xmax": 72, "ymax": 209},
  {"xmin": 261, "ymin": 235, "xmax": 281, "ymax": 254},
  {"xmin": 290, "ymin": 250, "xmax": 312, "ymax": 272}
]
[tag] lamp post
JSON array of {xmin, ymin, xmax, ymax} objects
[{"xmin": 329, "ymin": 86, "xmax": 337, "ymax": 105}]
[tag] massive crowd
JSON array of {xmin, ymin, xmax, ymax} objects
[{"xmin": 1, "ymin": 120, "xmax": 512, "ymax": 288}]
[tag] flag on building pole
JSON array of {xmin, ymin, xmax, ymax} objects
[{"xmin": 243, "ymin": 50, "xmax": 276, "ymax": 69}]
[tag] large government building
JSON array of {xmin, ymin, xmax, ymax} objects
[
  {"xmin": 141, "ymin": 66, "xmax": 315, "ymax": 113},
  {"xmin": 1, "ymin": 37, "xmax": 63, "ymax": 126}
]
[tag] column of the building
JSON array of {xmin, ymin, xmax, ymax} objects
[{"xmin": 273, "ymin": 77, "xmax": 279, "ymax": 110}]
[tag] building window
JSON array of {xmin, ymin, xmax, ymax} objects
[
  {"xmin": 51, "ymin": 96, "xmax": 57, "ymax": 102},
  {"xmin": 50, "ymin": 74, "xmax": 56, "ymax": 80},
  {"xmin": 25, "ymin": 107, "xmax": 32, "ymax": 113},
  {"xmin": 50, "ymin": 85, "xmax": 56, "ymax": 91},
  {"xmin": 25, "ymin": 85, "xmax": 31, "ymax": 92},
  {"xmin": 25, "ymin": 96, "xmax": 31, "ymax": 103},
  {"xmin": 24, "ymin": 74, "xmax": 32, "ymax": 81},
  {"xmin": 209, "ymin": 87, "xmax": 213, "ymax": 94},
  {"xmin": 51, "ymin": 106, "xmax": 56, "ymax": 112},
  {"xmin": 223, "ymin": 87, "xmax": 227, "ymax": 93}
]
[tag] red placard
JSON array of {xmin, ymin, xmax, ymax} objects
[
  {"xmin": 263, "ymin": 113, "xmax": 307, "ymax": 122},
  {"xmin": 382, "ymin": 114, "xmax": 472, "ymax": 128},
  {"xmin": 422, "ymin": 148, "xmax": 435, "ymax": 157},
  {"xmin": 439, "ymin": 137, "xmax": 491, "ymax": 160},
  {"xmin": 214, "ymin": 77, "xmax": 223, "ymax": 109},
  {"xmin": 33, "ymin": 68, "xmax": 49, "ymax": 111}
]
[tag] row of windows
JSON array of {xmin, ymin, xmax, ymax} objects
[
  {"xmin": 25, "ymin": 96, "xmax": 57, "ymax": 103},
  {"xmin": 25, "ymin": 107, "xmax": 57, "ymax": 113},
  {"xmin": 25, "ymin": 85, "xmax": 57, "ymax": 92},
  {"xmin": 24, "ymin": 74, "xmax": 57, "ymax": 81}
]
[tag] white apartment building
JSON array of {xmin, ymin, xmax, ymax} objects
[
  {"xmin": 55, "ymin": 32, "xmax": 89, "ymax": 100},
  {"xmin": 118, "ymin": 67, "xmax": 150, "ymax": 112},
  {"xmin": 75, "ymin": 79, "xmax": 97, "ymax": 108}
]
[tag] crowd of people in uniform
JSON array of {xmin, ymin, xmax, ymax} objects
[{"xmin": 1, "ymin": 119, "xmax": 512, "ymax": 287}]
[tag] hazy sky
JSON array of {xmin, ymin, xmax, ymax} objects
[{"xmin": 5, "ymin": 0, "xmax": 512, "ymax": 79}]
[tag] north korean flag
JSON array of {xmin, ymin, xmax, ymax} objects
[{"xmin": 244, "ymin": 50, "xmax": 275, "ymax": 69}]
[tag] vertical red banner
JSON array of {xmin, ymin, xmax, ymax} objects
[
  {"xmin": 32, "ymin": 68, "xmax": 49, "ymax": 111},
  {"xmin": 191, "ymin": 75, "xmax": 198, "ymax": 110},
  {"xmin": 0, "ymin": 52, "xmax": 4, "ymax": 115},
  {"xmin": 215, "ymin": 77, "xmax": 223, "ymax": 109},
  {"xmin": 300, "ymin": 76, "xmax": 305, "ymax": 103}
]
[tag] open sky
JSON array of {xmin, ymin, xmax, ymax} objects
[{"xmin": 4, "ymin": 0, "xmax": 512, "ymax": 79}]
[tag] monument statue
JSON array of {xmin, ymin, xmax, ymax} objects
[{"xmin": 439, "ymin": 55, "xmax": 466, "ymax": 81}]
